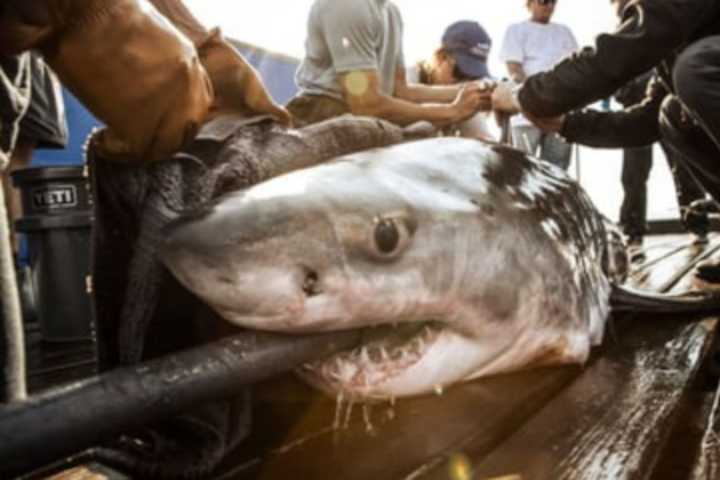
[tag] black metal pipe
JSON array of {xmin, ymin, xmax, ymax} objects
[{"xmin": 0, "ymin": 329, "xmax": 365, "ymax": 475}]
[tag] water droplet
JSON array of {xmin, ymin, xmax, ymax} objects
[
  {"xmin": 343, "ymin": 398, "xmax": 355, "ymax": 429},
  {"xmin": 333, "ymin": 391, "xmax": 345, "ymax": 431},
  {"xmin": 362, "ymin": 403, "xmax": 376, "ymax": 434}
]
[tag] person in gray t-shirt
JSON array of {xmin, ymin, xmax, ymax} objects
[{"xmin": 288, "ymin": 0, "xmax": 492, "ymax": 127}]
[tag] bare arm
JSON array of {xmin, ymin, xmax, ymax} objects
[
  {"xmin": 506, "ymin": 62, "xmax": 526, "ymax": 83},
  {"xmin": 340, "ymin": 69, "xmax": 482, "ymax": 127},
  {"xmin": 394, "ymin": 68, "xmax": 462, "ymax": 103}
]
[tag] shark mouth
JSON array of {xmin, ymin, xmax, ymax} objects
[{"xmin": 298, "ymin": 322, "xmax": 445, "ymax": 399}]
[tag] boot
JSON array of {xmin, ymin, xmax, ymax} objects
[
  {"xmin": 626, "ymin": 234, "xmax": 646, "ymax": 262},
  {"xmin": 684, "ymin": 199, "xmax": 712, "ymax": 245},
  {"xmin": 696, "ymin": 258, "xmax": 720, "ymax": 283}
]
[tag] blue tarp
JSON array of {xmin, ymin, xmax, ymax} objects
[
  {"xmin": 32, "ymin": 89, "xmax": 102, "ymax": 167},
  {"xmin": 231, "ymin": 40, "xmax": 300, "ymax": 106}
]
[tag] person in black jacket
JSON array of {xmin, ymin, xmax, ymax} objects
[{"xmin": 492, "ymin": 0, "xmax": 720, "ymax": 281}]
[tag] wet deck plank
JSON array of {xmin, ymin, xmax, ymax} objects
[
  {"xmin": 219, "ymin": 366, "xmax": 581, "ymax": 479},
  {"xmin": 458, "ymin": 315, "xmax": 713, "ymax": 480},
  {"xmin": 215, "ymin": 235, "xmax": 720, "ymax": 480},
  {"xmin": 692, "ymin": 385, "xmax": 720, "ymax": 480},
  {"xmin": 444, "ymin": 237, "xmax": 720, "ymax": 480}
]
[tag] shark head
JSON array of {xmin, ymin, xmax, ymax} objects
[{"xmin": 161, "ymin": 138, "xmax": 611, "ymax": 398}]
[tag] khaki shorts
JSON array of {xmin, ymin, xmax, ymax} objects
[{"xmin": 286, "ymin": 94, "xmax": 349, "ymax": 127}]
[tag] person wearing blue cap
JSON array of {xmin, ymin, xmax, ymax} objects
[
  {"xmin": 499, "ymin": 0, "xmax": 578, "ymax": 169},
  {"xmin": 407, "ymin": 20, "xmax": 495, "ymax": 140},
  {"xmin": 287, "ymin": 0, "xmax": 494, "ymax": 129}
]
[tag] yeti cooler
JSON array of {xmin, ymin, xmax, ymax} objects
[{"xmin": 12, "ymin": 166, "xmax": 97, "ymax": 390}]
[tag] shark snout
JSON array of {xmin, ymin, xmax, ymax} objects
[
  {"xmin": 162, "ymin": 224, "xmax": 351, "ymax": 331},
  {"xmin": 211, "ymin": 260, "xmax": 352, "ymax": 331}
]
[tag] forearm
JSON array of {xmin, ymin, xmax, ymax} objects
[
  {"xmin": 561, "ymin": 107, "xmax": 660, "ymax": 148},
  {"xmin": 349, "ymin": 93, "xmax": 459, "ymax": 127},
  {"xmin": 561, "ymin": 75, "xmax": 665, "ymax": 148},
  {"xmin": 395, "ymin": 82, "xmax": 460, "ymax": 104}
]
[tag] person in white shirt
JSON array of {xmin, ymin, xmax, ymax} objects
[
  {"xmin": 499, "ymin": 0, "xmax": 578, "ymax": 168},
  {"xmin": 407, "ymin": 20, "xmax": 495, "ymax": 141}
]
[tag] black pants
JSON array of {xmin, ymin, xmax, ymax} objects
[
  {"xmin": 660, "ymin": 36, "xmax": 720, "ymax": 211},
  {"xmin": 619, "ymin": 144, "xmax": 706, "ymax": 237},
  {"xmin": 619, "ymin": 146, "xmax": 652, "ymax": 237}
]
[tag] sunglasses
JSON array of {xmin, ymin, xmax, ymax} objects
[{"xmin": 536, "ymin": 0, "xmax": 557, "ymax": 5}]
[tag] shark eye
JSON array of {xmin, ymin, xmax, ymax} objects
[
  {"xmin": 375, "ymin": 219, "xmax": 400, "ymax": 253},
  {"xmin": 370, "ymin": 216, "xmax": 414, "ymax": 259}
]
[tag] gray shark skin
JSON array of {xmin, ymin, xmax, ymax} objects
[{"xmin": 159, "ymin": 138, "xmax": 716, "ymax": 399}]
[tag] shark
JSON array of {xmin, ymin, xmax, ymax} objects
[{"xmin": 159, "ymin": 137, "xmax": 719, "ymax": 399}]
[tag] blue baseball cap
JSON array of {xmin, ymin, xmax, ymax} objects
[{"xmin": 441, "ymin": 21, "xmax": 492, "ymax": 79}]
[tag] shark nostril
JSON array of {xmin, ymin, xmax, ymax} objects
[{"xmin": 302, "ymin": 267, "xmax": 321, "ymax": 297}]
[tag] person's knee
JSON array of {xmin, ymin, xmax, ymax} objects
[
  {"xmin": 660, "ymin": 93, "xmax": 718, "ymax": 163},
  {"xmin": 673, "ymin": 39, "xmax": 717, "ymax": 114}
]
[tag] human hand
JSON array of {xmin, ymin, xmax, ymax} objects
[
  {"xmin": 491, "ymin": 81, "xmax": 521, "ymax": 115},
  {"xmin": 470, "ymin": 78, "xmax": 496, "ymax": 111},
  {"xmin": 451, "ymin": 78, "xmax": 501, "ymax": 122},
  {"xmin": 452, "ymin": 84, "xmax": 480, "ymax": 121}
]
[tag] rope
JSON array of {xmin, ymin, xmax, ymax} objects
[
  {"xmin": 0, "ymin": 149, "xmax": 26, "ymax": 402},
  {"xmin": 498, "ymin": 113, "xmax": 513, "ymax": 146}
]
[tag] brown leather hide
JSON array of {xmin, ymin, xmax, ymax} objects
[
  {"xmin": 197, "ymin": 30, "xmax": 288, "ymax": 123},
  {"xmin": 1, "ymin": 0, "xmax": 214, "ymax": 162}
]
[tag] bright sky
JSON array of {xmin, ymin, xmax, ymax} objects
[{"xmin": 183, "ymin": 1, "xmax": 682, "ymax": 223}]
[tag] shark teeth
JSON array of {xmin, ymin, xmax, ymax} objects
[
  {"xmin": 299, "ymin": 322, "xmax": 444, "ymax": 394},
  {"xmin": 359, "ymin": 346, "xmax": 370, "ymax": 365},
  {"xmin": 380, "ymin": 348, "xmax": 389, "ymax": 361}
]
